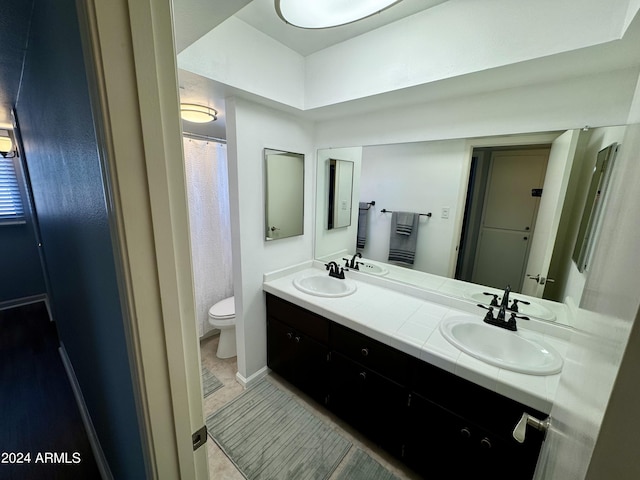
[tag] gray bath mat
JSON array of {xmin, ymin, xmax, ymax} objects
[
  {"xmin": 334, "ymin": 448, "xmax": 401, "ymax": 480},
  {"xmin": 202, "ymin": 366, "xmax": 223, "ymax": 398},
  {"xmin": 207, "ymin": 379, "xmax": 351, "ymax": 480}
]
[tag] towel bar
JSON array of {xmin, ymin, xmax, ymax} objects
[{"xmin": 381, "ymin": 208, "xmax": 432, "ymax": 217}]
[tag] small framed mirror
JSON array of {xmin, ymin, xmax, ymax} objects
[
  {"xmin": 264, "ymin": 148, "xmax": 304, "ymax": 241},
  {"xmin": 572, "ymin": 143, "xmax": 618, "ymax": 272},
  {"xmin": 327, "ymin": 158, "xmax": 354, "ymax": 230}
]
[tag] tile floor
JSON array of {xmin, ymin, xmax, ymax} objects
[{"xmin": 200, "ymin": 334, "xmax": 422, "ymax": 480}]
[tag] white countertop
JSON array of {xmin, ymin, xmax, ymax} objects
[{"xmin": 263, "ymin": 261, "xmax": 573, "ymax": 414}]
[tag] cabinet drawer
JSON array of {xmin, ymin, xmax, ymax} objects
[
  {"xmin": 411, "ymin": 358, "xmax": 546, "ymax": 444},
  {"xmin": 331, "ymin": 323, "xmax": 409, "ymax": 385},
  {"xmin": 266, "ymin": 293, "xmax": 329, "ymax": 343}
]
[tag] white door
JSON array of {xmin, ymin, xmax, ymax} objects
[
  {"xmin": 472, "ymin": 150, "xmax": 549, "ymax": 291},
  {"xmin": 521, "ymin": 130, "xmax": 580, "ymax": 297}
]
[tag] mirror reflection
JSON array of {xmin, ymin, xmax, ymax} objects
[
  {"xmin": 327, "ymin": 158, "xmax": 354, "ymax": 230},
  {"xmin": 315, "ymin": 126, "xmax": 626, "ymax": 317},
  {"xmin": 264, "ymin": 148, "xmax": 304, "ymax": 241},
  {"xmin": 572, "ymin": 143, "xmax": 618, "ymax": 273}
]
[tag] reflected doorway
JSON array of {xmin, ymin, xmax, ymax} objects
[{"xmin": 456, "ymin": 146, "xmax": 550, "ymax": 292}]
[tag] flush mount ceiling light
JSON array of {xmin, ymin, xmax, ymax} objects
[
  {"xmin": 276, "ymin": 0, "xmax": 402, "ymax": 29},
  {"xmin": 180, "ymin": 104, "xmax": 217, "ymax": 123}
]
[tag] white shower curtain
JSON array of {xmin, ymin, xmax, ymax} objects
[{"xmin": 183, "ymin": 137, "xmax": 233, "ymax": 337}]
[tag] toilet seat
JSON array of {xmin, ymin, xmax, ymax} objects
[
  {"xmin": 208, "ymin": 296, "xmax": 237, "ymax": 359},
  {"xmin": 208, "ymin": 296, "xmax": 235, "ymax": 320}
]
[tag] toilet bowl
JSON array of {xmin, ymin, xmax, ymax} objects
[{"xmin": 208, "ymin": 296, "xmax": 236, "ymax": 359}]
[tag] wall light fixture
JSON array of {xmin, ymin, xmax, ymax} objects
[{"xmin": 0, "ymin": 130, "xmax": 15, "ymax": 158}]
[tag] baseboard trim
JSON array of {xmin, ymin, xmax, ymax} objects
[
  {"xmin": 236, "ymin": 366, "xmax": 270, "ymax": 388},
  {"xmin": 59, "ymin": 343, "xmax": 114, "ymax": 480}
]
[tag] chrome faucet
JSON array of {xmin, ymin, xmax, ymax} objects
[
  {"xmin": 325, "ymin": 261, "xmax": 345, "ymax": 279},
  {"xmin": 343, "ymin": 252, "xmax": 362, "ymax": 270}
]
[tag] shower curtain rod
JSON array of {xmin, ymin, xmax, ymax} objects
[{"xmin": 182, "ymin": 131, "xmax": 227, "ymax": 144}]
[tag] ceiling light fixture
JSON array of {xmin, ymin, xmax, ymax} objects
[
  {"xmin": 180, "ymin": 104, "xmax": 218, "ymax": 123},
  {"xmin": 276, "ymin": 0, "xmax": 402, "ymax": 29}
]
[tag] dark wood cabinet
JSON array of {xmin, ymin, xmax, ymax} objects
[
  {"xmin": 407, "ymin": 360, "xmax": 545, "ymax": 480},
  {"xmin": 328, "ymin": 352, "xmax": 406, "ymax": 456},
  {"xmin": 266, "ymin": 295, "xmax": 329, "ymax": 405},
  {"xmin": 265, "ymin": 293, "xmax": 545, "ymax": 479}
]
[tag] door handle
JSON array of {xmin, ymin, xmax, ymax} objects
[{"xmin": 527, "ymin": 274, "xmax": 555, "ymax": 285}]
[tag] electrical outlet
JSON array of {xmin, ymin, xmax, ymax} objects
[{"xmin": 441, "ymin": 207, "xmax": 450, "ymax": 219}]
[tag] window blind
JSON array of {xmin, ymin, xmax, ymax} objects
[{"xmin": 0, "ymin": 157, "xmax": 25, "ymax": 222}]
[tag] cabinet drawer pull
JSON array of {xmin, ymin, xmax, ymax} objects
[
  {"xmin": 359, "ymin": 371, "xmax": 367, "ymax": 380},
  {"xmin": 361, "ymin": 347, "xmax": 369, "ymax": 357},
  {"xmin": 294, "ymin": 336, "xmax": 301, "ymax": 343},
  {"xmin": 460, "ymin": 427, "xmax": 471, "ymax": 439},
  {"xmin": 286, "ymin": 332, "xmax": 293, "ymax": 340},
  {"xmin": 480, "ymin": 438, "xmax": 492, "ymax": 449}
]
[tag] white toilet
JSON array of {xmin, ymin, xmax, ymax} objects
[{"xmin": 208, "ymin": 296, "xmax": 236, "ymax": 359}]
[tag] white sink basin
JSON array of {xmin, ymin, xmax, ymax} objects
[
  {"xmin": 357, "ymin": 262, "xmax": 389, "ymax": 276},
  {"xmin": 293, "ymin": 274, "xmax": 357, "ymax": 298},
  {"xmin": 439, "ymin": 316, "xmax": 563, "ymax": 375},
  {"xmin": 465, "ymin": 291, "xmax": 556, "ymax": 321}
]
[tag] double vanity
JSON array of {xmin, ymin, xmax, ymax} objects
[{"xmin": 263, "ymin": 260, "xmax": 571, "ymax": 479}]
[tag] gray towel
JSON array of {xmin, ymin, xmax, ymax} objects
[
  {"xmin": 388, "ymin": 211, "xmax": 419, "ymax": 264},
  {"xmin": 395, "ymin": 212, "xmax": 415, "ymax": 235},
  {"xmin": 357, "ymin": 202, "xmax": 369, "ymax": 249}
]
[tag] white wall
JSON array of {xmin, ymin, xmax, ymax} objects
[
  {"xmin": 628, "ymin": 72, "xmax": 640, "ymax": 123},
  {"xmin": 226, "ymin": 97, "xmax": 315, "ymax": 381},
  {"xmin": 178, "ymin": 17, "xmax": 305, "ymax": 109},
  {"xmin": 315, "ymin": 67, "xmax": 637, "ymax": 148},
  {"xmin": 178, "ymin": 0, "xmax": 638, "ymax": 111},
  {"xmin": 357, "ymin": 141, "xmax": 468, "ymax": 276},
  {"xmin": 315, "ymin": 147, "xmax": 363, "ymax": 259},
  {"xmin": 305, "ymin": 0, "xmax": 633, "ymax": 108}
]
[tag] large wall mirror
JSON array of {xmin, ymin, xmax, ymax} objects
[
  {"xmin": 572, "ymin": 143, "xmax": 618, "ymax": 272},
  {"xmin": 264, "ymin": 148, "xmax": 304, "ymax": 241},
  {"xmin": 314, "ymin": 125, "xmax": 627, "ymax": 322},
  {"xmin": 327, "ymin": 158, "xmax": 354, "ymax": 230}
]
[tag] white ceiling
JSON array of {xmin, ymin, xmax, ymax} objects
[
  {"xmin": 234, "ymin": 0, "xmax": 448, "ymax": 56},
  {"xmin": 174, "ymin": 0, "xmax": 448, "ymax": 137},
  {"xmin": 174, "ymin": 0, "xmax": 640, "ymax": 139}
]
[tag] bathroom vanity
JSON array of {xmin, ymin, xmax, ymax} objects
[{"xmin": 263, "ymin": 264, "xmax": 567, "ymax": 479}]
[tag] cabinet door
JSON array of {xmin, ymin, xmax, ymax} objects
[
  {"xmin": 266, "ymin": 317, "xmax": 297, "ymax": 384},
  {"xmin": 405, "ymin": 393, "xmax": 475, "ymax": 477},
  {"xmin": 294, "ymin": 333, "xmax": 329, "ymax": 405},
  {"xmin": 328, "ymin": 352, "xmax": 406, "ymax": 456},
  {"xmin": 267, "ymin": 317, "xmax": 329, "ymax": 404},
  {"xmin": 406, "ymin": 392, "xmax": 536, "ymax": 480}
]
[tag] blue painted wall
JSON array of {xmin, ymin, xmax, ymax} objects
[
  {"xmin": 0, "ymin": 154, "xmax": 46, "ymax": 302},
  {"xmin": 16, "ymin": 0, "xmax": 146, "ymax": 478}
]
